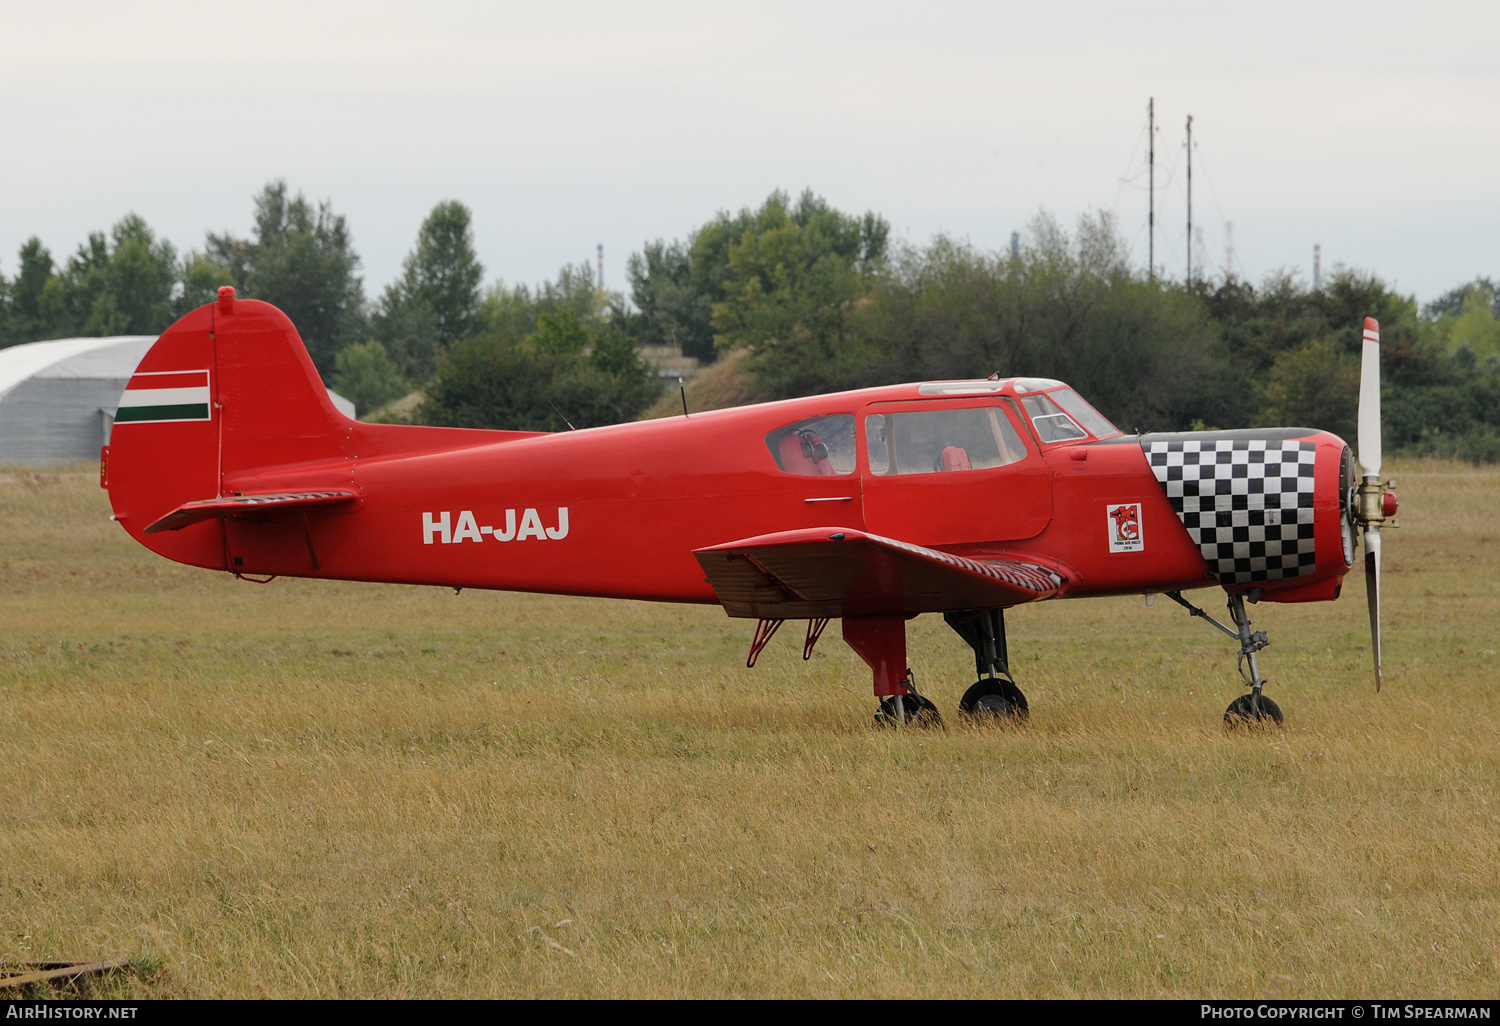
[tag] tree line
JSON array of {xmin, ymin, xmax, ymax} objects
[
  {"xmin": 626, "ymin": 191, "xmax": 1499, "ymax": 461},
  {"xmin": 1, "ymin": 183, "xmax": 1496, "ymax": 459},
  {"xmin": 0, "ymin": 182, "xmax": 656, "ymax": 431}
]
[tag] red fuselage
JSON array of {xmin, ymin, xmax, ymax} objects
[{"xmin": 105, "ymin": 299, "xmax": 1355, "ymax": 617}]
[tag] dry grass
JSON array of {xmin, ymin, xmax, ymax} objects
[
  {"xmin": 640, "ymin": 348, "xmax": 762, "ymax": 420},
  {"xmin": 0, "ymin": 460, "xmax": 1496, "ymax": 998},
  {"xmin": 361, "ymin": 390, "xmax": 425, "ymax": 425}
]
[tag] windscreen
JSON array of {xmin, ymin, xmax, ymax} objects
[
  {"xmin": 1020, "ymin": 393, "xmax": 1087, "ymax": 442},
  {"xmin": 1047, "ymin": 388, "xmax": 1120, "ymax": 438}
]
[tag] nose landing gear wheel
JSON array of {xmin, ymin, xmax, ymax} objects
[
  {"xmin": 1223, "ymin": 693, "xmax": 1283, "ymax": 728},
  {"xmin": 959, "ymin": 678, "xmax": 1029, "ymax": 721}
]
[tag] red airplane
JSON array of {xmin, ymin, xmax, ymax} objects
[{"xmin": 102, "ymin": 288, "xmax": 1397, "ymax": 726}]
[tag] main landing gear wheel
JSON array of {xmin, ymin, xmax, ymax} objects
[
  {"xmin": 959, "ymin": 677, "xmax": 1029, "ymax": 721},
  {"xmin": 944, "ymin": 609, "xmax": 1029, "ymax": 723},
  {"xmin": 1223, "ymin": 693, "xmax": 1283, "ymax": 729}
]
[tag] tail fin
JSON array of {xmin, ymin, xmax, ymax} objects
[
  {"xmin": 105, "ymin": 288, "xmax": 349, "ymax": 569},
  {"xmin": 108, "ymin": 288, "xmax": 539, "ymax": 572}
]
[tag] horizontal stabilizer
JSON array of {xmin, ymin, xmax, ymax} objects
[
  {"xmin": 694, "ymin": 527, "xmax": 1065, "ymax": 619},
  {"xmin": 144, "ymin": 490, "xmax": 358, "ymax": 534}
]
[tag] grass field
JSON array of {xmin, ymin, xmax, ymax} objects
[{"xmin": 1, "ymin": 460, "xmax": 1496, "ymax": 999}]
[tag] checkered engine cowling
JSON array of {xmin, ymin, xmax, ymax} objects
[{"xmin": 1143, "ymin": 435, "xmax": 1318, "ymax": 585}]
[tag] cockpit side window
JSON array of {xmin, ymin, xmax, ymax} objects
[
  {"xmin": 865, "ymin": 404, "xmax": 1028, "ymax": 476},
  {"xmin": 1021, "ymin": 393, "xmax": 1088, "ymax": 443},
  {"xmin": 765, "ymin": 414, "xmax": 856, "ymax": 476}
]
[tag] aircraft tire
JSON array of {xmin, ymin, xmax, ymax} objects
[
  {"xmin": 874, "ymin": 693, "xmax": 943, "ymax": 728},
  {"xmin": 958, "ymin": 678, "xmax": 1028, "ymax": 721},
  {"xmin": 1223, "ymin": 693, "xmax": 1284, "ymax": 729}
]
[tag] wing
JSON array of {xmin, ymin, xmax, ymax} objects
[
  {"xmin": 694, "ymin": 527, "xmax": 1067, "ymax": 619},
  {"xmin": 144, "ymin": 490, "xmax": 359, "ymax": 533}
]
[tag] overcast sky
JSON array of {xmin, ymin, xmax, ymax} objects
[{"xmin": 2, "ymin": 1, "xmax": 1495, "ymax": 306}]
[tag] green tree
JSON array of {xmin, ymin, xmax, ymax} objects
[
  {"xmin": 176, "ymin": 254, "xmax": 237, "ymax": 317},
  {"xmin": 405, "ymin": 201, "xmax": 483, "ymax": 343},
  {"xmin": 535, "ymin": 262, "xmax": 606, "ymax": 324},
  {"xmin": 1382, "ymin": 359, "xmax": 1500, "ymax": 462},
  {"xmin": 1368, "ymin": 282, "xmax": 1500, "ymax": 460},
  {"xmin": 4, "ymin": 238, "xmax": 63, "ymax": 344},
  {"xmin": 419, "ymin": 335, "xmax": 556, "ymax": 429},
  {"xmin": 1204, "ymin": 268, "xmax": 1422, "ymax": 383},
  {"xmin": 1255, "ymin": 339, "xmax": 1361, "ymax": 441},
  {"xmin": 1423, "ymin": 277, "xmax": 1499, "ymax": 320},
  {"xmin": 527, "ymin": 309, "xmax": 589, "ymax": 356},
  {"xmin": 331, "ymin": 340, "xmax": 408, "ymax": 417},
  {"xmin": 627, "ymin": 238, "xmax": 716, "ymax": 361},
  {"xmin": 838, "ymin": 214, "xmax": 1229, "ymax": 430},
  {"xmin": 374, "ymin": 201, "xmax": 484, "ymax": 380},
  {"xmin": 95, "ymin": 214, "xmax": 177, "ymax": 334},
  {"xmin": 705, "ymin": 190, "xmax": 888, "ymax": 395},
  {"xmin": 589, "ymin": 328, "xmax": 649, "ymax": 379},
  {"xmin": 60, "ymin": 232, "xmax": 112, "ymax": 334},
  {"xmin": 477, "ymin": 262, "xmax": 606, "ymax": 340},
  {"xmin": 1424, "ymin": 283, "xmax": 1500, "ymax": 362},
  {"xmin": 547, "ymin": 356, "xmax": 657, "ymax": 428},
  {"xmin": 208, "ymin": 181, "xmax": 365, "ymax": 376},
  {"xmin": 628, "ymin": 190, "xmax": 888, "ymax": 366},
  {"xmin": 476, "ymin": 279, "xmax": 542, "ymax": 341},
  {"xmin": 1, "ymin": 217, "xmax": 180, "ymax": 345},
  {"xmin": 419, "ymin": 307, "xmax": 657, "ymax": 432},
  {"xmin": 1200, "ymin": 267, "xmax": 1461, "ymax": 452}
]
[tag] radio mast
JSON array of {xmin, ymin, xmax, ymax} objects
[
  {"xmin": 1185, "ymin": 114, "xmax": 1193, "ymax": 288},
  {"xmin": 1148, "ymin": 98, "xmax": 1155, "ymax": 280}
]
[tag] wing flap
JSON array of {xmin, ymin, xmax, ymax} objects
[
  {"xmin": 694, "ymin": 527, "xmax": 1066, "ymax": 619},
  {"xmin": 144, "ymin": 490, "xmax": 359, "ymax": 534}
]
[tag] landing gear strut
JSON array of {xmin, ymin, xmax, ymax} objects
[
  {"xmin": 873, "ymin": 670, "xmax": 943, "ymax": 727},
  {"xmin": 829, "ymin": 609, "xmax": 1028, "ymax": 726},
  {"xmin": 945, "ymin": 609, "xmax": 1028, "ymax": 720},
  {"xmin": 1166, "ymin": 590, "xmax": 1284, "ymax": 727},
  {"xmin": 842, "ymin": 615, "xmax": 942, "ymax": 728}
]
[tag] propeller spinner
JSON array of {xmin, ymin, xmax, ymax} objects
[{"xmin": 1355, "ymin": 317, "xmax": 1398, "ymax": 690}]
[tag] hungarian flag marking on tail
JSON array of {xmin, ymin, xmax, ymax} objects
[{"xmin": 115, "ymin": 370, "xmax": 211, "ymax": 424}]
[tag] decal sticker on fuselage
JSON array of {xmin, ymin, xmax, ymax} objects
[
  {"xmin": 421, "ymin": 509, "xmax": 569, "ymax": 544},
  {"xmin": 1106, "ymin": 502, "xmax": 1145, "ymax": 553}
]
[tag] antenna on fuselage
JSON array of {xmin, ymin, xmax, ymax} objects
[
  {"xmin": 546, "ymin": 397, "xmax": 577, "ymax": 431},
  {"xmin": 668, "ymin": 327, "xmax": 689, "ymax": 417}
]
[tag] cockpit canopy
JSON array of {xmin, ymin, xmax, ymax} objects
[
  {"xmin": 765, "ymin": 379, "xmax": 1120, "ymax": 476},
  {"xmin": 919, "ymin": 379, "xmax": 1121, "ymax": 443}
]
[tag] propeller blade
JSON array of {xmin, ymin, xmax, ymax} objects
[
  {"xmin": 1359, "ymin": 317, "xmax": 1382, "ymax": 478},
  {"xmin": 1364, "ymin": 526, "xmax": 1382, "ymax": 691}
]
